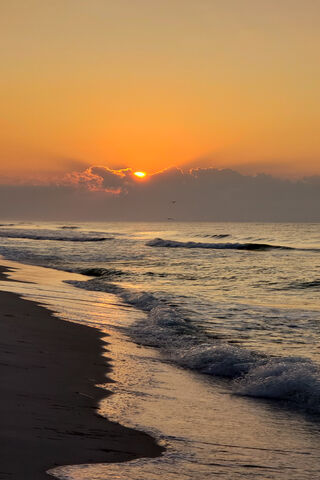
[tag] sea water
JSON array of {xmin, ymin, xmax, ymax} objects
[{"xmin": 0, "ymin": 222, "xmax": 319, "ymax": 479}]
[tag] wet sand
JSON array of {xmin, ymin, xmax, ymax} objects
[{"xmin": 0, "ymin": 266, "xmax": 163, "ymax": 479}]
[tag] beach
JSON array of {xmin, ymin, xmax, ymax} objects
[{"xmin": 0, "ymin": 266, "xmax": 163, "ymax": 479}]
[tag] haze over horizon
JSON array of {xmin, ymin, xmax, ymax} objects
[{"xmin": 0, "ymin": 165, "xmax": 319, "ymax": 222}]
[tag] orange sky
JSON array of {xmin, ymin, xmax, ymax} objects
[{"xmin": 1, "ymin": 0, "xmax": 319, "ymax": 180}]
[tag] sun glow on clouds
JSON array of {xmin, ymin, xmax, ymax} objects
[
  {"xmin": 133, "ymin": 171, "xmax": 146, "ymax": 178},
  {"xmin": 64, "ymin": 166, "xmax": 150, "ymax": 193}
]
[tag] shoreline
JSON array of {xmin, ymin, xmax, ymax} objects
[{"xmin": 0, "ymin": 266, "xmax": 163, "ymax": 479}]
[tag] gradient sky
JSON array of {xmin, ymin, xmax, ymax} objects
[{"xmin": 1, "ymin": 0, "xmax": 319, "ymax": 180}]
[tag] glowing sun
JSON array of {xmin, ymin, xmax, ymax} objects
[{"xmin": 133, "ymin": 171, "xmax": 146, "ymax": 178}]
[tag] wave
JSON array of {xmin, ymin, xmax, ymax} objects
[
  {"xmin": 60, "ymin": 225, "xmax": 79, "ymax": 230},
  {"xmin": 66, "ymin": 278, "xmax": 161, "ymax": 311},
  {"xmin": 66, "ymin": 276, "xmax": 320, "ymax": 413},
  {"xmin": 234, "ymin": 357, "xmax": 320, "ymax": 408},
  {"xmin": 287, "ymin": 279, "xmax": 320, "ymax": 290},
  {"xmin": 146, "ymin": 238, "xmax": 293, "ymax": 251},
  {"xmin": 195, "ymin": 234, "xmax": 230, "ymax": 239},
  {"xmin": 0, "ymin": 230, "xmax": 112, "ymax": 242},
  {"xmin": 176, "ymin": 343, "xmax": 320, "ymax": 411},
  {"xmin": 128, "ymin": 313, "xmax": 320, "ymax": 413},
  {"xmin": 144, "ymin": 271, "xmax": 197, "ymax": 281},
  {"xmin": 78, "ymin": 267, "xmax": 125, "ymax": 278}
]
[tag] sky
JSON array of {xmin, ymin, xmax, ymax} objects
[{"xmin": 1, "ymin": 0, "xmax": 320, "ymax": 182}]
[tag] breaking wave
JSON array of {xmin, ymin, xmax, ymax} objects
[
  {"xmin": 234, "ymin": 357, "xmax": 320, "ymax": 408},
  {"xmin": 146, "ymin": 238, "xmax": 293, "ymax": 251},
  {"xmin": 67, "ymin": 276, "xmax": 320, "ymax": 413}
]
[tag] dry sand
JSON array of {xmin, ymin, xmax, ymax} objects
[{"xmin": 0, "ymin": 266, "xmax": 163, "ymax": 479}]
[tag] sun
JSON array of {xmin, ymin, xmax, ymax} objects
[{"xmin": 133, "ymin": 171, "xmax": 146, "ymax": 178}]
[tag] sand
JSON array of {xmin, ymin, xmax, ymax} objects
[{"xmin": 0, "ymin": 266, "xmax": 163, "ymax": 479}]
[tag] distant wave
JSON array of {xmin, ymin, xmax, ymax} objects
[
  {"xmin": 287, "ymin": 279, "xmax": 320, "ymax": 290},
  {"xmin": 146, "ymin": 238, "xmax": 293, "ymax": 251},
  {"xmin": 195, "ymin": 234, "xmax": 230, "ymax": 239},
  {"xmin": 60, "ymin": 225, "xmax": 79, "ymax": 230},
  {"xmin": 66, "ymin": 276, "xmax": 320, "ymax": 413},
  {"xmin": 0, "ymin": 231, "xmax": 112, "ymax": 242},
  {"xmin": 144, "ymin": 271, "xmax": 197, "ymax": 281},
  {"xmin": 79, "ymin": 267, "xmax": 125, "ymax": 277}
]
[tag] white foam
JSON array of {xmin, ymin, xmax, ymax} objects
[
  {"xmin": 234, "ymin": 358, "xmax": 320, "ymax": 410},
  {"xmin": 175, "ymin": 344, "xmax": 261, "ymax": 377},
  {"xmin": 66, "ymin": 277, "xmax": 320, "ymax": 413}
]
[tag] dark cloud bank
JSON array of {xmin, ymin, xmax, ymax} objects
[{"xmin": 0, "ymin": 167, "xmax": 319, "ymax": 222}]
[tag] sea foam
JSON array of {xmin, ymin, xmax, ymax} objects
[{"xmin": 67, "ymin": 276, "xmax": 320, "ymax": 413}]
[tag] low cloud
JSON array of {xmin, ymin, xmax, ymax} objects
[
  {"xmin": 64, "ymin": 166, "xmax": 135, "ymax": 193},
  {"xmin": 0, "ymin": 166, "xmax": 319, "ymax": 221}
]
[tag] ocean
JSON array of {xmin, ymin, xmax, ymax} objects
[{"xmin": 0, "ymin": 221, "xmax": 320, "ymax": 479}]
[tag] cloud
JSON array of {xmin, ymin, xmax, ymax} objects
[
  {"xmin": 0, "ymin": 166, "xmax": 319, "ymax": 221},
  {"xmin": 64, "ymin": 166, "xmax": 135, "ymax": 193}
]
